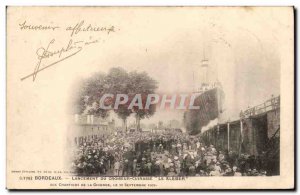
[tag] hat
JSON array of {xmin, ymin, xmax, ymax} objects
[
  {"xmin": 174, "ymin": 156, "xmax": 179, "ymax": 160},
  {"xmin": 189, "ymin": 166, "xmax": 195, "ymax": 170}
]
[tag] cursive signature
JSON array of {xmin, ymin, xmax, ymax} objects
[{"xmin": 20, "ymin": 38, "xmax": 99, "ymax": 81}]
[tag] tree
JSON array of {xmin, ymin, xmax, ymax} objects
[
  {"xmin": 72, "ymin": 67, "xmax": 158, "ymax": 132},
  {"xmin": 127, "ymin": 71, "xmax": 158, "ymax": 131},
  {"xmin": 71, "ymin": 72, "xmax": 110, "ymax": 118},
  {"xmin": 105, "ymin": 67, "xmax": 132, "ymax": 131}
]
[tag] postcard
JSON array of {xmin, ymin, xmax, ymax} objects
[{"xmin": 6, "ymin": 6, "xmax": 294, "ymax": 189}]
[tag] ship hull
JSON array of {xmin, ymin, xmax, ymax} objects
[{"xmin": 184, "ymin": 87, "xmax": 224, "ymax": 135}]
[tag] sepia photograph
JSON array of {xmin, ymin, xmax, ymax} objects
[{"xmin": 68, "ymin": 60, "xmax": 280, "ymax": 178}]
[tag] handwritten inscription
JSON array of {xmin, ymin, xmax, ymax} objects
[
  {"xmin": 20, "ymin": 37, "xmax": 100, "ymax": 81},
  {"xmin": 19, "ymin": 21, "xmax": 60, "ymax": 31},
  {"xmin": 19, "ymin": 20, "xmax": 118, "ymax": 82},
  {"xmin": 66, "ymin": 20, "xmax": 115, "ymax": 37},
  {"xmin": 19, "ymin": 20, "xmax": 115, "ymax": 36}
]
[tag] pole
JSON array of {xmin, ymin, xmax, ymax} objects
[
  {"xmin": 240, "ymin": 120, "xmax": 243, "ymax": 142},
  {"xmin": 227, "ymin": 122, "xmax": 230, "ymax": 151},
  {"xmin": 239, "ymin": 120, "xmax": 243, "ymax": 156},
  {"xmin": 217, "ymin": 125, "xmax": 219, "ymax": 149}
]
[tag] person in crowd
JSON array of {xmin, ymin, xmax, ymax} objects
[
  {"xmin": 72, "ymin": 131, "xmax": 272, "ymax": 177},
  {"xmin": 114, "ymin": 159, "xmax": 121, "ymax": 176}
]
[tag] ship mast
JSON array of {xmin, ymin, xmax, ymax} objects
[
  {"xmin": 201, "ymin": 49, "xmax": 209, "ymax": 86},
  {"xmin": 192, "ymin": 47, "xmax": 211, "ymax": 93}
]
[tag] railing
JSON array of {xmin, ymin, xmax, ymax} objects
[{"xmin": 240, "ymin": 96, "xmax": 280, "ymax": 118}]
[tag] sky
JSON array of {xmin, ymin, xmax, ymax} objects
[{"xmin": 73, "ymin": 8, "xmax": 283, "ymax": 128}]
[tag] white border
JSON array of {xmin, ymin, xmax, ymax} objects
[{"xmin": 1, "ymin": 0, "xmax": 298, "ymax": 194}]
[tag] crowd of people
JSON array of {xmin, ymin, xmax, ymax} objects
[{"xmin": 71, "ymin": 131, "xmax": 269, "ymax": 177}]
